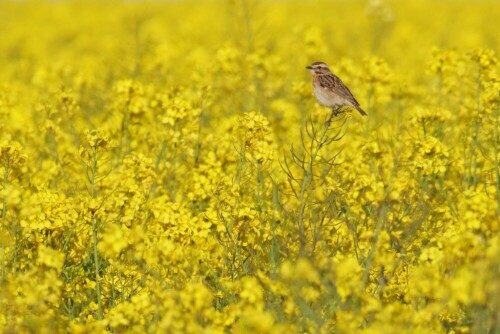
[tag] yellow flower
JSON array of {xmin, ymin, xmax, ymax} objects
[
  {"xmin": 98, "ymin": 223, "xmax": 128, "ymax": 259},
  {"xmin": 37, "ymin": 245, "xmax": 65, "ymax": 272},
  {"xmin": 239, "ymin": 277, "xmax": 264, "ymax": 306},
  {"xmin": 236, "ymin": 111, "xmax": 275, "ymax": 163},
  {"xmin": 280, "ymin": 258, "xmax": 320, "ymax": 285},
  {"xmin": 334, "ymin": 256, "xmax": 363, "ymax": 302},
  {"xmin": 0, "ymin": 140, "xmax": 27, "ymax": 177}
]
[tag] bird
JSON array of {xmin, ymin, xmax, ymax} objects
[{"xmin": 306, "ymin": 61, "xmax": 367, "ymax": 123}]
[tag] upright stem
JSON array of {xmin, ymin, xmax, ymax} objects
[
  {"xmin": 117, "ymin": 103, "xmax": 130, "ymax": 163},
  {"xmin": 495, "ymin": 109, "xmax": 500, "ymax": 214},
  {"xmin": 255, "ymin": 161, "xmax": 264, "ymax": 211},
  {"xmin": 171, "ymin": 141, "xmax": 178, "ymax": 202},
  {"xmin": 437, "ymin": 70, "xmax": 443, "ymax": 107},
  {"xmin": 1, "ymin": 158, "xmax": 9, "ymax": 281},
  {"xmin": 90, "ymin": 148, "xmax": 103, "ymax": 319},
  {"xmin": 471, "ymin": 64, "xmax": 482, "ymax": 188},
  {"xmin": 48, "ymin": 133, "xmax": 74, "ymax": 195},
  {"xmin": 241, "ymin": 0, "xmax": 254, "ymax": 53},
  {"xmin": 362, "ymin": 202, "xmax": 388, "ymax": 289},
  {"xmin": 297, "ymin": 124, "xmax": 329, "ymax": 256},
  {"xmin": 151, "ymin": 140, "xmax": 167, "ymax": 198}
]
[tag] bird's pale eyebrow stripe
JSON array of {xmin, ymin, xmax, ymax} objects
[{"xmin": 311, "ymin": 61, "xmax": 326, "ymax": 66}]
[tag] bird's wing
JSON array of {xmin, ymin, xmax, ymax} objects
[{"xmin": 318, "ymin": 74, "xmax": 361, "ymax": 107}]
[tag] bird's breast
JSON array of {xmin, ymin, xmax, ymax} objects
[{"xmin": 313, "ymin": 86, "xmax": 346, "ymax": 108}]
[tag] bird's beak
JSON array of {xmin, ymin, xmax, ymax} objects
[{"xmin": 305, "ymin": 65, "xmax": 313, "ymax": 69}]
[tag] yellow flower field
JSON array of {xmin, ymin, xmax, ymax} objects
[{"xmin": 1, "ymin": 0, "xmax": 499, "ymax": 332}]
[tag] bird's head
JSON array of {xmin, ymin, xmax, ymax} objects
[{"xmin": 306, "ymin": 61, "xmax": 331, "ymax": 75}]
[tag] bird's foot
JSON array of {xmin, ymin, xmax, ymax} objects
[{"xmin": 326, "ymin": 108, "xmax": 340, "ymax": 126}]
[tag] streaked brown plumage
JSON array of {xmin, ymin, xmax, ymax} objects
[{"xmin": 306, "ymin": 61, "xmax": 367, "ymax": 119}]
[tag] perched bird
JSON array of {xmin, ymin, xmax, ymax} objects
[{"xmin": 306, "ymin": 61, "xmax": 367, "ymax": 121}]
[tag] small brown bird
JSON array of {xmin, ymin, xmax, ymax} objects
[{"xmin": 306, "ymin": 61, "xmax": 367, "ymax": 120}]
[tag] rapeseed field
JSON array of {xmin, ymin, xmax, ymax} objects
[{"xmin": 0, "ymin": 0, "xmax": 499, "ymax": 332}]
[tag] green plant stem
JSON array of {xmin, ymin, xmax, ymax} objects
[
  {"xmin": 361, "ymin": 201, "xmax": 388, "ymax": 289},
  {"xmin": 151, "ymin": 140, "xmax": 167, "ymax": 197},
  {"xmin": 1, "ymin": 157, "xmax": 9, "ymax": 281},
  {"xmin": 270, "ymin": 182, "xmax": 281, "ymax": 270},
  {"xmin": 91, "ymin": 215, "xmax": 103, "ymax": 319},
  {"xmin": 118, "ymin": 103, "xmax": 130, "ymax": 163},
  {"xmin": 230, "ymin": 145, "xmax": 247, "ymax": 277},
  {"xmin": 241, "ymin": 0, "xmax": 254, "ymax": 53},
  {"xmin": 495, "ymin": 109, "xmax": 500, "ymax": 214},
  {"xmin": 49, "ymin": 133, "xmax": 74, "ymax": 196},
  {"xmin": 297, "ymin": 124, "xmax": 329, "ymax": 256},
  {"xmin": 171, "ymin": 140, "xmax": 178, "ymax": 202},
  {"xmin": 90, "ymin": 148, "xmax": 103, "ymax": 319},
  {"xmin": 255, "ymin": 161, "xmax": 264, "ymax": 211},
  {"xmin": 438, "ymin": 70, "xmax": 443, "ymax": 107},
  {"xmin": 471, "ymin": 64, "xmax": 482, "ymax": 188}
]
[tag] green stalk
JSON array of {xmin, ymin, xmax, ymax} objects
[
  {"xmin": 228, "ymin": 145, "xmax": 247, "ymax": 278},
  {"xmin": 471, "ymin": 64, "xmax": 482, "ymax": 188},
  {"xmin": 90, "ymin": 148, "xmax": 103, "ymax": 319},
  {"xmin": 297, "ymin": 124, "xmax": 329, "ymax": 256},
  {"xmin": 171, "ymin": 140, "xmax": 178, "ymax": 202},
  {"xmin": 117, "ymin": 103, "xmax": 130, "ymax": 163},
  {"xmin": 1, "ymin": 157, "xmax": 9, "ymax": 281},
  {"xmin": 150, "ymin": 140, "xmax": 167, "ymax": 198},
  {"xmin": 270, "ymin": 182, "xmax": 281, "ymax": 270},
  {"xmin": 241, "ymin": 0, "xmax": 254, "ymax": 53},
  {"xmin": 255, "ymin": 160, "xmax": 264, "ymax": 211},
  {"xmin": 437, "ymin": 69, "xmax": 443, "ymax": 108},
  {"xmin": 49, "ymin": 133, "xmax": 74, "ymax": 196},
  {"xmin": 361, "ymin": 202, "xmax": 388, "ymax": 289},
  {"xmin": 194, "ymin": 111, "xmax": 203, "ymax": 166},
  {"xmin": 495, "ymin": 108, "xmax": 500, "ymax": 214}
]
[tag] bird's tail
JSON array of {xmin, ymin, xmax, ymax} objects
[{"xmin": 356, "ymin": 106, "xmax": 367, "ymax": 116}]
